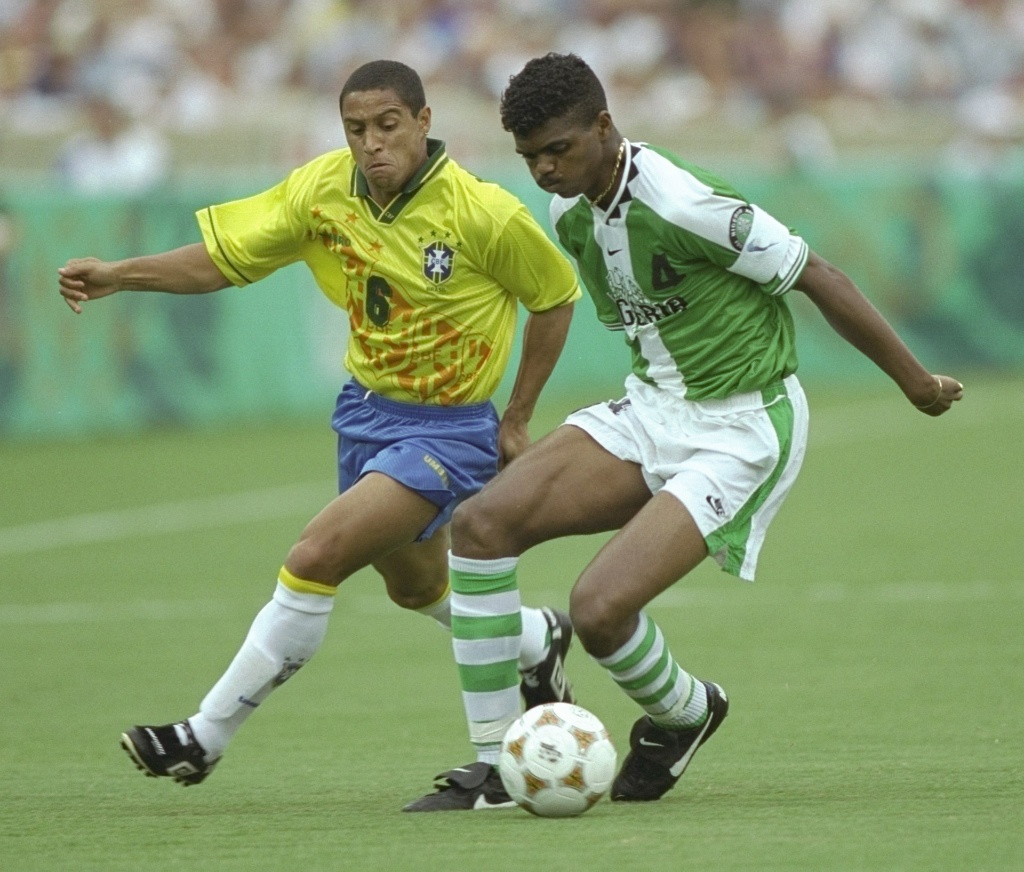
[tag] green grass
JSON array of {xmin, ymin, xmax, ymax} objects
[{"xmin": 2, "ymin": 374, "xmax": 1023, "ymax": 871}]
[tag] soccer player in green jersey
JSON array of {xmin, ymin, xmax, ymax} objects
[
  {"xmin": 405, "ymin": 53, "xmax": 964, "ymax": 811},
  {"xmin": 57, "ymin": 60, "xmax": 582, "ymax": 786}
]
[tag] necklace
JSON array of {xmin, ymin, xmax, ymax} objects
[{"xmin": 588, "ymin": 140, "xmax": 626, "ymax": 205}]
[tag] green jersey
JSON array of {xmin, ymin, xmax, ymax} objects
[{"xmin": 551, "ymin": 141, "xmax": 808, "ymax": 399}]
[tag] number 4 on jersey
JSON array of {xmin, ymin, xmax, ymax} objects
[{"xmin": 652, "ymin": 253, "xmax": 683, "ymax": 291}]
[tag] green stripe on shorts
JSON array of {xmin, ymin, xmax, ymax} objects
[{"xmin": 705, "ymin": 384, "xmax": 794, "ymax": 576}]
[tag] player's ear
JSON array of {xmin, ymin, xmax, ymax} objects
[{"xmin": 418, "ymin": 106, "xmax": 431, "ymax": 135}]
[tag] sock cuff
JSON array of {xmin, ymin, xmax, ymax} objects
[
  {"xmin": 448, "ymin": 552, "xmax": 519, "ymax": 576},
  {"xmin": 276, "ymin": 569, "xmax": 337, "ymax": 614},
  {"xmin": 279, "ymin": 566, "xmax": 337, "ymax": 597}
]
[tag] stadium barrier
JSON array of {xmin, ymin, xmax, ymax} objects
[{"xmin": 1, "ymin": 168, "xmax": 1021, "ymax": 439}]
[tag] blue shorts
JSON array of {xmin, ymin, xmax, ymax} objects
[{"xmin": 331, "ymin": 379, "xmax": 500, "ymax": 541}]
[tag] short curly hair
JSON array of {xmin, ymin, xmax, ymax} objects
[{"xmin": 499, "ymin": 53, "xmax": 607, "ymax": 138}]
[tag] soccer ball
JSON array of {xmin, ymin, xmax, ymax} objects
[{"xmin": 498, "ymin": 702, "xmax": 617, "ymax": 817}]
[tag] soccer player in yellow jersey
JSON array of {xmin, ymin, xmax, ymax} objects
[{"xmin": 57, "ymin": 60, "xmax": 581, "ymax": 787}]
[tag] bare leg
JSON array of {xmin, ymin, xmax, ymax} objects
[
  {"xmin": 188, "ymin": 473, "xmax": 445, "ymax": 759},
  {"xmin": 444, "ymin": 425, "xmax": 652, "ymax": 760},
  {"xmin": 452, "ymin": 424, "xmax": 652, "ymax": 558},
  {"xmin": 570, "ymin": 491, "xmax": 708, "ymax": 657},
  {"xmin": 287, "ymin": 472, "xmax": 444, "ymax": 596}
]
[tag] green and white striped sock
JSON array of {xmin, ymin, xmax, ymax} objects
[
  {"xmin": 596, "ymin": 612, "xmax": 707, "ymax": 730},
  {"xmin": 450, "ymin": 553, "xmax": 522, "ymax": 764}
]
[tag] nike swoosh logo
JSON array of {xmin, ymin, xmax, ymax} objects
[
  {"xmin": 607, "ymin": 248, "xmax": 622, "ymax": 256},
  {"xmin": 746, "ymin": 241, "xmax": 777, "ymax": 253},
  {"xmin": 638, "ymin": 738, "xmax": 664, "ymax": 748},
  {"xmin": 473, "ymin": 795, "xmax": 517, "ymax": 810},
  {"xmin": 668, "ymin": 717, "xmax": 714, "ymax": 777}
]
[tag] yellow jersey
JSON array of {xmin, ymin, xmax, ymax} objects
[{"xmin": 196, "ymin": 139, "xmax": 580, "ymax": 405}]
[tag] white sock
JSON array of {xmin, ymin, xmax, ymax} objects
[
  {"xmin": 188, "ymin": 579, "xmax": 334, "ymax": 760},
  {"xmin": 518, "ymin": 606, "xmax": 550, "ymax": 670},
  {"xmin": 414, "ymin": 584, "xmax": 452, "ymax": 629}
]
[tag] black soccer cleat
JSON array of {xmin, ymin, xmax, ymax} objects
[
  {"xmin": 520, "ymin": 607, "xmax": 575, "ymax": 710},
  {"xmin": 120, "ymin": 721, "xmax": 219, "ymax": 786},
  {"xmin": 402, "ymin": 762, "xmax": 517, "ymax": 812},
  {"xmin": 611, "ymin": 680, "xmax": 729, "ymax": 802}
]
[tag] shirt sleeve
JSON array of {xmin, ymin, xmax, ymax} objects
[
  {"xmin": 728, "ymin": 205, "xmax": 809, "ymax": 296},
  {"xmin": 195, "ymin": 169, "xmax": 310, "ymax": 286},
  {"xmin": 668, "ymin": 199, "xmax": 809, "ymax": 299},
  {"xmin": 648, "ymin": 159, "xmax": 809, "ymax": 299},
  {"xmin": 482, "ymin": 202, "xmax": 581, "ymax": 313}
]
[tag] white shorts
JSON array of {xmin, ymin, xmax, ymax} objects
[{"xmin": 564, "ymin": 373, "xmax": 809, "ymax": 581}]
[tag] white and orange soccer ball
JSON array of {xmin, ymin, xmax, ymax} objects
[{"xmin": 498, "ymin": 702, "xmax": 617, "ymax": 817}]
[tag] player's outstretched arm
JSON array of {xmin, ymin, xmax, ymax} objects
[
  {"xmin": 498, "ymin": 301, "xmax": 575, "ymax": 466},
  {"xmin": 794, "ymin": 250, "xmax": 963, "ymax": 416},
  {"xmin": 58, "ymin": 243, "xmax": 232, "ymax": 313}
]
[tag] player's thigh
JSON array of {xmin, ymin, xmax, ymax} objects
[
  {"xmin": 286, "ymin": 472, "xmax": 440, "ymax": 584},
  {"xmin": 372, "ymin": 524, "xmax": 450, "ymax": 609},
  {"xmin": 452, "ymin": 423, "xmax": 652, "ymax": 558}
]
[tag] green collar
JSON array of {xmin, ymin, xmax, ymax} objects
[{"xmin": 352, "ymin": 138, "xmax": 448, "ymax": 224}]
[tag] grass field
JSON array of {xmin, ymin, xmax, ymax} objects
[{"xmin": 1, "ymin": 374, "xmax": 1022, "ymax": 871}]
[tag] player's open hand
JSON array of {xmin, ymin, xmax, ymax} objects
[
  {"xmin": 58, "ymin": 257, "xmax": 121, "ymax": 313},
  {"xmin": 497, "ymin": 417, "xmax": 531, "ymax": 469},
  {"xmin": 913, "ymin": 374, "xmax": 963, "ymax": 417}
]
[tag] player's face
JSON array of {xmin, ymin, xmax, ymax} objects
[
  {"xmin": 341, "ymin": 88, "xmax": 430, "ymax": 205},
  {"xmin": 512, "ymin": 111, "xmax": 613, "ymax": 200}
]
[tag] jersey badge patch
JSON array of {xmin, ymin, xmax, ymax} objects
[
  {"xmin": 423, "ymin": 240, "xmax": 457, "ymax": 285},
  {"xmin": 728, "ymin": 206, "xmax": 753, "ymax": 251}
]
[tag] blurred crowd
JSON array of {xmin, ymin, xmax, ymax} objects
[{"xmin": 3, "ymin": 0, "xmax": 1024, "ymax": 190}]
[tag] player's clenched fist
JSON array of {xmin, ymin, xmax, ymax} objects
[{"xmin": 58, "ymin": 257, "xmax": 121, "ymax": 313}]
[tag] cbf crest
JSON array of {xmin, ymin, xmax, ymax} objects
[{"xmin": 422, "ymin": 239, "xmax": 457, "ymax": 285}]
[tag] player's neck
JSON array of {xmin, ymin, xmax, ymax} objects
[
  {"xmin": 588, "ymin": 137, "xmax": 626, "ymax": 208},
  {"xmin": 367, "ymin": 187, "xmax": 396, "ymax": 208}
]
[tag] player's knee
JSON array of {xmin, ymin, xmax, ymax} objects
[
  {"xmin": 450, "ymin": 497, "xmax": 522, "ymax": 558},
  {"xmin": 382, "ymin": 575, "xmax": 444, "ymax": 611},
  {"xmin": 376, "ymin": 569, "xmax": 440, "ymax": 609},
  {"xmin": 285, "ymin": 536, "xmax": 344, "ymax": 586},
  {"xmin": 384, "ymin": 586, "xmax": 427, "ymax": 610}
]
